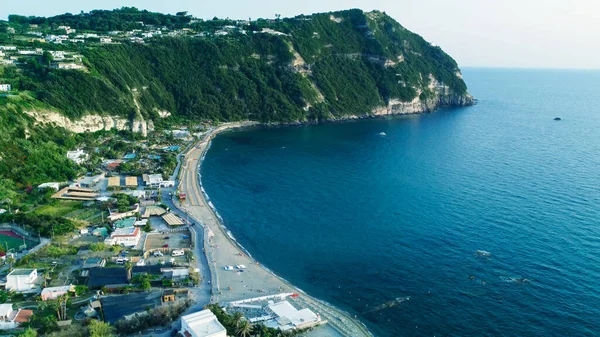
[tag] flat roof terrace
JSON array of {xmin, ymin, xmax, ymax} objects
[
  {"xmin": 162, "ymin": 213, "xmax": 185, "ymax": 226},
  {"xmin": 51, "ymin": 187, "xmax": 98, "ymax": 201},
  {"xmin": 125, "ymin": 176, "xmax": 138, "ymax": 187},
  {"xmin": 107, "ymin": 176, "xmax": 120, "ymax": 187}
]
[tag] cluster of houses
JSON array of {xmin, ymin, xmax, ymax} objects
[{"xmin": 0, "ymin": 44, "xmax": 85, "ymax": 71}]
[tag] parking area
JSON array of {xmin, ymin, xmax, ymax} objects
[{"xmin": 144, "ymin": 230, "xmax": 192, "ymax": 251}]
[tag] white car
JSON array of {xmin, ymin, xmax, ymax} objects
[
  {"xmin": 115, "ymin": 257, "xmax": 128, "ymax": 264},
  {"xmin": 236, "ymin": 265, "xmax": 247, "ymax": 270},
  {"xmin": 153, "ymin": 251, "xmax": 164, "ymax": 257},
  {"xmin": 172, "ymin": 250, "xmax": 185, "ymax": 257}
]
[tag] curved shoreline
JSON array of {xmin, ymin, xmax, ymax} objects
[{"xmin": 179, "ymin": 122, "xmax": 373, "ymax": 337}]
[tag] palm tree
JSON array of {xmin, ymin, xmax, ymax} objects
[
  {"xmin": 231, "ymin": 311, "xmax": 243, "ymax": 328},
  {"xmin": 42, "ymin": 270, "xmax": 50, "ymax": 287},
  {"xmin": 236, "ymin": 320, "xmax": 252, "ymax": 337},
  {"xmin": 6, "ymin": 255, "xmax": 14, "ymax": 272},
  {"xmin": 124, "ymin": 261, "xmax": 133, "ymax": 281}
]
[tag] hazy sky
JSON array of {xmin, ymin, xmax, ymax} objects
[{"xmin": 2, "ymin": 0, "xmax": 599, "ymax": 69}]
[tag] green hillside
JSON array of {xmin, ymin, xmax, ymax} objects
[
  {"xmin": 0, "ymin": 8, "xmax": 473, "ymax": 204},
  {"xmin": 1, "ymin": 8, "xmax": 472, "ymax": 123}
]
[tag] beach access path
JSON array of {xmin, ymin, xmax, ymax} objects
[{"xmin": 176, "ymin": 122, "xmax": 372, "ymax": 337}]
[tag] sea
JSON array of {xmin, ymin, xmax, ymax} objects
[{"xmin": 201, "ymin": 68, "xmax": 600, "ymax": 336}]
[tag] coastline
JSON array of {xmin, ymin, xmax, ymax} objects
[{"xmin": 177, "ymin": 121, "xmax": 373, "ymax": 337}]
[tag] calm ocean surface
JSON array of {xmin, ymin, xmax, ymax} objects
[{"xmin": 201, "ymin": 68, "xmax": 600, "ymax": 336}]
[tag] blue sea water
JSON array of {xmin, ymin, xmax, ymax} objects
[{"xmin": 201, "ymin": 68, "xmax": 600, "ymax": 336}]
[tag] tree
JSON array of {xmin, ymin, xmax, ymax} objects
[
  {"xmin": 47, "ymin": 294, "xmax": 69, "ymax": 321},
  {"xmin": 18, "ymin": 328, "xmax": 37, "ymax": 337},
  {"xmin": 231, "ymin": 311, "xmax": 243, "ymax": 328},
  {"xmin": 75, "ymin": 285, "xmax": 88, "ymax": 296},
  {"xmin": 88, "ymin": 320, "xmax": 115, "ymax": 337},
  {"xmin": 124, "ymin": 261, "xmax": 133, "ymax": 281},
  {"xmin": 0, "ymin": 290, "xmax": 8, "ymax": 303},
  {"xmin": 6, "ymin": 255, "xmax": 15, "ymax": 272},
  {"xmin": 236, "ymin": 320, "xmax": 252, "ymax": 337}
]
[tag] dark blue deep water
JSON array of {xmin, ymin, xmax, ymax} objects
[{"xmin": 202, "ymin": 68, "xmax": 600, "ymax": 336}]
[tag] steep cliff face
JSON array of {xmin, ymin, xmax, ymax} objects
[{"xmin": 25, "ymin": 110, "xmax": 156, "ymax": 136}]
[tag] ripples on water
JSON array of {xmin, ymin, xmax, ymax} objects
[{"xmin": 202, "ymin": 69, "xmax": 600, "ymax": 336}]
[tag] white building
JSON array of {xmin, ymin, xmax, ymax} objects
[
  {"xmin": 104, "ymin": 227, "xmax": 141, "ymax": 247},
  {"xmin": 160, "ymin": 180, "xmax": 175, "ymax": 188},
  {"xmin": 180, "ymin": 309, "xmax": 227, "ymax": 337},
  {"xmin": 142, "ymin": 174, "xmax": 163, "ymax": 187},
  {"xmin": 100, "ymin": 37, "xmax": 112, "ymax": 44},
  {"xmin": 40, "ymin": 285, "xmax": 74, "ymax": 301},
  {"xmin": 66, "ymin": 149, "xmax": 88, "ymax": 164},
  {"xmin": 265, "ymin": 301, "xmax": 321, "ymax": 331},
  {"xmin": 0, "ymin": 84, "xmax": 11, "ymax": 92},
  {"xmin": 52, "ymin": 62, "xmax": 85, "ymax": 70},
  {"xmin": 0, "ymin": 304, "xmax": 32, "ymax": 329},
  {"xmin": 57, "ymin": 26, "xmax": 75, "ymax": 34},
  {"xmin": 0, "ymin": 46, "xmax": 17, "ymax": 51},
  {"xmin": 6, "ymin": 269, "xmax": 38, "ymax": 293},
  {"xmin": 49, "ymin": 50, "xmax": 65, "ymax": 60},
  {"xmin": 38, "ymin": 182, "xmax": 61, "ymax": 191}
]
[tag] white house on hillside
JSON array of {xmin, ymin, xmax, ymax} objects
[
  {"xmin": 38, "ymin": 182, "xmax": 61, "ymax": 191},
  {"xmin": 0, "ymin": 303, "xmax": 33, "ymax": 329},
  {"xmin": 66, "ymin": 149, "xmax": 88, "ymax": 164},
  {"xmin": 6, "ymin": 269, "xmax": 37, "ymax": 293},
  {"xmin": 0, "ymin": 84, "xmax": 11, "ymax": 92}
]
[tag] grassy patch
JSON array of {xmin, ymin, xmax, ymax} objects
[
  {"xmin": 34, "ymin": 201, "xmax": 83, "ymax": 217},
  {"xmin": 65, "ymin": 207, "xmax": 108, "ymax": 223}
]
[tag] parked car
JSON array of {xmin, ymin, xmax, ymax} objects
[
  {"xmin": 116, "ymin": 257, "xmax": 128, "ymax": 264},
  {"xmin": 162, "ymin": 244, "xmax": 169, "ymax": 248},
  {"xmin": 164, "ymin": 236, "xmax": 170, "ymax": 239}
]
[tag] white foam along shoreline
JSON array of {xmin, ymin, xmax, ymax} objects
[{"xmin": 192, "ymin": 122, "xmax": 374, "ymax": 337}]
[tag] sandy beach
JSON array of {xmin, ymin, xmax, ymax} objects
[{"xmin": 177, "ymin": 122, "xmax": 372, "ymax": 337}]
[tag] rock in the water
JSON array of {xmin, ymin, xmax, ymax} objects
[{"xmin": 554, "ymin": 117, "xmax": 562, "ymax": 121}]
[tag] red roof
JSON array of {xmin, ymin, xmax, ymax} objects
[{"xmin": 15, "ymin": 309, "xmax": 33, "ymax": 323}]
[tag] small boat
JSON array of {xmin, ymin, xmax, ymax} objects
[
  {"xmin": 554, "ymin": 117, "xmax": 561, "ymax": 121},
  {"xmin": 378, "ymin": 132, "xmax": 387, "ymax": 136},
  {"xmin": 476, "ymin": 250, "xmax": 492, "ymax": 257}
]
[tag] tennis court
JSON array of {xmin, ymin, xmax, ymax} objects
[{"xmin": 0, "ymin": 231, "xmax": 37, "ymax": 251}]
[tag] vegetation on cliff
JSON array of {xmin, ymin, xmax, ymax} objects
[
  {"xmin": 2, "ymin": 8, "xmax": 470, "ymax": 123},
  {"xmin": 0, "ymin": 8, "xmax": 472, "ymax": 208}
]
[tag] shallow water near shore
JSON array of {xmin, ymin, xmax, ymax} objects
[{"xmin": 201, "ymin": 68, "xmax": 600, "ymax": 336}]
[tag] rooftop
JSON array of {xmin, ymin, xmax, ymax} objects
[
  {"xmin": 181, "ymin": 309, "xmax": 226, "ymax": 337},
  {"xmin": 268, "ymin": 301, "xmax": 319, "ymax": 329},
  {"xmin": 14, "ymin": 309, "xmax": 33, "ymax": 323},
  {"xmin": 125, "ymin": 176, "xmax": 138, "ymax": 186},
  {"xmin": 111, "ymin": 226, "xmax": 139, "ymax": 237},
  {"xmin": 162, "ymin": 213, "xmax": 185, "ymax": 226},
  {"xmin": 107, "ymin": 176, "xmax": 120, "ymax": 187},
  {"xmin": 114, "ymin": 217, "xmax": 136, "ymax": 229},
  {"xmin": 87, "ymin": 268, "xmax": 128, "ymax": 288},
  {"xmin": 8, "ymin": 269, "xmax": 36, "ymax": 276},
  {"xmin": 101, "ymin": 292, "xmax": 161, "ymax": 323},
  {"xmin": 41, "ymin": 285, "xmax": 74, "ymax": 294}
]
